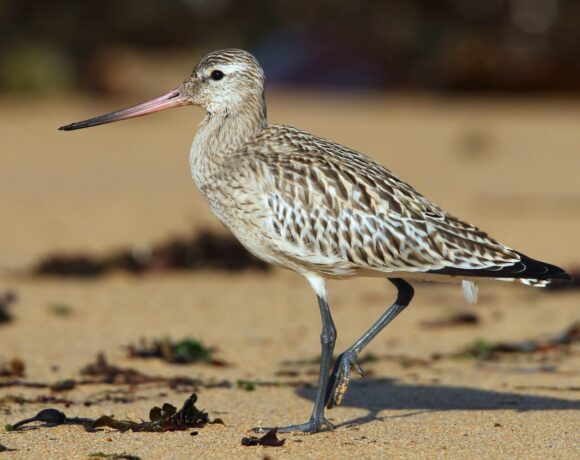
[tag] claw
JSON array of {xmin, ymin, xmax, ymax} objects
[
  {"xmin": 322, "ymin": 418, "xmax": 336, "ymax": 430},
  {"xmin": 353, "ymin": 359, "xmax": 364, "ymax": 377}
]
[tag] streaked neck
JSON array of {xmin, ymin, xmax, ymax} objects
[{"xmin": 191, "ymin": 92, "xmax": 267, "ymax": 163}]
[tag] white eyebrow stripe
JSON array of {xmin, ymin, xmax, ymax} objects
[{"xmin": 211, "ymin": 63, "xmax": 247, "ymax": 74}]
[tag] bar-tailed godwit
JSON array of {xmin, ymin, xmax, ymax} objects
[{"xmin": 60, "ymin": 49, "xmax": 571, "ymax": 433}]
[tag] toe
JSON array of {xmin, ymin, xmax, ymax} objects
[{"xmin": 253, "ymin": 417, "xmax": 332, "ymax": 434}]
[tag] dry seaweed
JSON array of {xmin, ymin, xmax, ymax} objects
[
  {"xmin": 128, "ymin": 337, "xmax": 227, "ymax": 366},
  {"xmin": 0, "ymin": 354, "xmax": 211, "ymax": 394},
  {"xmin": 0, "ymin": 381, "xmax": 47, "ymax": 389},
  {"xmin": 459, "ymin": 321, "xmax": 580, "ymax": 360},
  {"xmin": 8, "ymin": 392, "xmax": 221, "ymax": 434},
  {"xmin": 10, "ymin": 408, "xmax": 67, "ymax": 429},
  {"xmin": 82, "ymin": 389, "xmax": 147, "ymax": 406},
  {"xmin": 80, "ymin": 353, "xmax": 161, "ymax": 385},
  {"xmin": 0, "ymin": 358, "xmax": 25, "ymax": 378},
  {"xmin": 80, "ymin": 353, "xmax": 205, "ymax": 389},
  {"xmin": 88, "ymin": 453, "xmax": 141, "ymax": 460},
  {"xmin": 0, "ymin": 353, "xmax": 309, "ymax": 413},
  {"xmin": 0, "ymin": 391, "xmax": 145, "ymax": 410},
  {"xmin": 32, "ymin": 230, "xmax": 269, "ymax": 278},
  {"xmin": 241, "ymin": 428, "xmax": 285, "ymax": 447},
  {"xmin": 1, "ymin": 394, "xmax": 74, "ymax": 407},
  {"xmin": 421, "ymin": 312, "xmax": 480, "ymax": 328},
  {"xmin": 90, "ymin": 393, "xmax": 215, "ymax": 432},
  {"xmin": 50, "ymin": 379, "xmax": 76, "ymax": 392},
  {"xmin": 0, "ymin": 291, "xmax": 17, "ymax": 324}
]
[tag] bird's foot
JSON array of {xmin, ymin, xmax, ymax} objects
[
  {"xmin": 325, "ymin": 350, "xmax": 363, "ymax": 409},
  {"xmin": 252, "ymin": 417, "xmax": 334, "ymax": 434}
]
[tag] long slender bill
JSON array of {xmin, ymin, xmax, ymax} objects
[{"xmin": 59, "ymin": 88, "xmax": 189, "ymax": 131}]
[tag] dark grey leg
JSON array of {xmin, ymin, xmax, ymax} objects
[
  {"xmin": 253, "ymin": 292, "xmax": 336, "ymax": 433},
  {"xmin": 325, "ymin": 278, "xmax": 414, "ymax": 408}
]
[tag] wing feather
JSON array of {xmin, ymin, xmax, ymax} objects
[{"xmin": 240, "ymin": 125, "xmax": 560, "ymax": 279}]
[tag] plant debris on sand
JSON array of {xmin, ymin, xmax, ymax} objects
[
  {"xmin": 7, "ymin": 392, "xmax": 223, "ymax": 433},
  {"xmin": 8, "ymin": 408, "xmax": 68, "ymax": 430},
  {"xmin": 0, "ymin": 358, "xmax": 25, "ymax": 378},
  {"xmin": 79, "ymin": 353, "xmax": 209, "ymax": 389},
  {"xmin": 1, "ymin": 394, "xmax": 74, "ymax": 408},
  {"xmin": 88, "ymin": 453, "xmax": 141, "ymax": 460},
  {"xmin": 241, "ymin": 428, "xmax": 286, "ymax": 447},
  {"xmin": 459, "ymin": 321, "xmax": 580, "ymax": 360},
  {"xmin": 80, "ymin": 353, "xmax": 161, "ymax": 385},
  {"xmin": 128, "ymin": 337, "xmax": 227, "ymax": 366},
  {"xmin": 31, "ymin": 230, "xmax": 269, "ymax": 278},
  {"xmin": 91, "ymin": 393, "xmax": 222, "ymax": 432},
  {"xmin": 0, "ymin": 354, "xmax": 205, "ymax": 392},
  {"xmin": 0, "ymin": 353, "xmax": 306, "ymax": 397},
  {"xmin": 421, "ymin": 312, "xmax": 480, "ymax": 328}
]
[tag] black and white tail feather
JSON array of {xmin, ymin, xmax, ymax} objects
[{"xmin": 436, "ymin": 252, "xmax": 571, "ymax": 304}]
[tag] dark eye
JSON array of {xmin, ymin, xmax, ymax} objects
[{"xmin": 211, "ymin": 70, "xmax": 224, "ymax": 81}]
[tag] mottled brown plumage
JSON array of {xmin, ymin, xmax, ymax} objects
[{"xmin": 60, "ymin": 48, "xmax": 571, "ymax": 434}]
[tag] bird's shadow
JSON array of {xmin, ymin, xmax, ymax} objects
[{"xmin": 295, "ymin": 378, "xmax": 580, "ymax": 429}]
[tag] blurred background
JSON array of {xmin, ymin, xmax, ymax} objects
[{"xmin": 1, "ymin": 0, "xmax": 580, "ymax": 95}]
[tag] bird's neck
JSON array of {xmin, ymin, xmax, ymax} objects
[{"xmin": 190, "ymin": 95, "xmax": 267, "ymax": 171}]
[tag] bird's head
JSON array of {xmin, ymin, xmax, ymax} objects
[
  {"xmin": 186, "ymin": 49, "xmax": 265, "ymax": 114},
  {"xmin": 59, "ymin": 48, "xmax": 265, "ymax": 131}
]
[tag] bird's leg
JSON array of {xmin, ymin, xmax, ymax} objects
[
  {"xmin": 254, "ymin": 282, "xmax": 336, "ymax": 433},
  {"xmin": 325, "ymin": 278, "xmax": 414, "ymax": 409}
]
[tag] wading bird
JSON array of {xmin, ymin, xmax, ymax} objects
[{"xmin": 60, "ymin": 49, "xmax": 570, "ymax": 433}]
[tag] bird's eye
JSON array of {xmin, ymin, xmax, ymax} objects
[{"xmin": 211, "ymin": 70, "xmax": 224, "ymax": 81}]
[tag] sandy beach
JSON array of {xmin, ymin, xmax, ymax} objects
[{"xmin": 0, "ymin": 91, "xmax": 578, "ymax": 459}]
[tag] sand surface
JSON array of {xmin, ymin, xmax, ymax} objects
[{"xmin": 0, "ymin": 90, "xmax": 579, "ymax": 459}]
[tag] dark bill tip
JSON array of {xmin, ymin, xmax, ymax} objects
[
  {"xmin": 58, "ymin": 88, "xmax": 187, "ymax": 132},
  {"xmin": 59, "ymin": 124, "xmax": 79, "ymax": 131}
]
